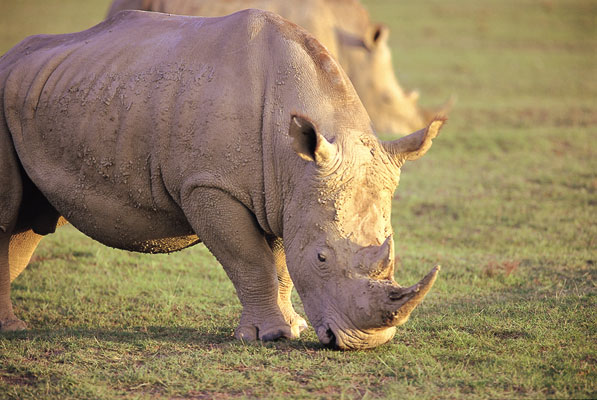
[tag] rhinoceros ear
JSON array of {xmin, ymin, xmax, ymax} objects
[
  {"xmin": 364, "ymin": 24, "xmax": 389, "ymax": 50},
  {"xmin": 289, "ymin": 114, "xmax": 336, "ymax": 164},
  {"xmin": 382, "ymin": 117, "xmax": 446, "ymax": 165}
]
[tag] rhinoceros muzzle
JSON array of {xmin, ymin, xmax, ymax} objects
[{"xmin": 314, "ymin": 265, "xmax": 440, "ymax": 350}]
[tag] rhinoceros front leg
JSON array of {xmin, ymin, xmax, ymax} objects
[
  {"xmin": 182, "ymin": 187, "xmax": 304, "ymax": 341},
  {"xmin": 267, "ymin": 236, "xmax": 308, "ymax": 337}
]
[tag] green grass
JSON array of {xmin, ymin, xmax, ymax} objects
[{"xmin": 1, "ymin": 0, "xmax": 596, "ymax": 398}]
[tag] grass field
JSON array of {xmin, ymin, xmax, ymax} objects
[{"xmin": 1, "ymin": 0, "xmax": 596, "ymax": 398}]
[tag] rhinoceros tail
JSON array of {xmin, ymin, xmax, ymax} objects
[{"xmin": 0, "ymin": 102, "xmax": 23, "ymax": 233}]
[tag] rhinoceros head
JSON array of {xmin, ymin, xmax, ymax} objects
[
  {"xmin": 337, "ymin": 24, "xmax": 452, "ymax": 135},
  {"xmin": 283, "ymin": 114, "xmax": 445, "ymax": 349}
]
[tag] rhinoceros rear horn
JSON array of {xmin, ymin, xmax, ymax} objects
[
  {"xmin": 382, "ymin": 117, "xmax": 446, "ymax": 166},
  {"xmin": 289, "ymin": 114, "xmax": 336, "ymax": 165},
  {"xmin": 357, "ymin": 235, "xmax": 395, "ymax": 279}
]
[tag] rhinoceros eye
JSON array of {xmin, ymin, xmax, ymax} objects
[{"xmin": 317, "ymin": 252, "xmax": 327, "ymax": 262}]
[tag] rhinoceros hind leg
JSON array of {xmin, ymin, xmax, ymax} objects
[
  {"xmin": 0, "ymin": 318, "xmax": 27, "ymax": 331},
  {"xmin": 0, "ymin": 233, "xmax": 27, "ymax": 332},
  {"xmin": 8, "ymin": 183, "xmax": 64, "ymax": 283},
  {"xmin": 182, "ymin": 186, "xmax": 301, "ymax": 342},
  {"xmin": 8, "ymin": 229, "xmax": 43, "ymax": 283},
  {"xmin": 0, "ymin": 190, "xmax": 64, "ymax": 331},
  {"xmin": 0, "ymin": 220, "xmax": 65, "ymax": 332}
]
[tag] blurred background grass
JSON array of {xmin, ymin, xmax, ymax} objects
[{"xmin": 0, "ymin": 0, "xmax": 595, "ymax": 398}]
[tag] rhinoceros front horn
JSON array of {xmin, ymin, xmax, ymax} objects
[
  {"xmin": 382, "ymin": 117, "xmax": 446, "ymax": 166},
  {"xmin": 382, "ymin": 265, "xmax": 440, "ymax": 327}
]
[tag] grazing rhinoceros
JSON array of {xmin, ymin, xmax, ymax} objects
[
  {"xmin": 0, "ymin": 9, "xmax": 443, "ymax": 349},
  {"xmin": 106, "ymin": 0, "xmax": 452, "ymax": 135}
]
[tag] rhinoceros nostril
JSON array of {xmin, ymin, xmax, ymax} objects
[
  {"xmin": 317, "ymin": 324, "xmax": 340, "ymax": 349},
  {"xmin": 389, "ymin": 285, "xmax": 420, "ymax": 301},
  {"xmin": 325, "ymin": 328, "xmax": 339, "ymax": 349},
  {"xmin": 326, "ymin": 327, "xmax": 335, "ymax": 340},
  {"xmin": 388, "ymin": 290, "xmax": 407, "ymax": 301}
]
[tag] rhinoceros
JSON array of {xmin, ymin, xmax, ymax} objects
[
  {"xmin": 0, "ymin": 9, "xmax": 443, "ymax": 349},
  {"xmin": 106, "ymin": 0, "xmax": 452, "ymax": 135}
]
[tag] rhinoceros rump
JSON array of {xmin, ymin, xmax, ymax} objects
[
  {"xmin": 106, "ymin": 0, "xmax": 453, "ymax": 135},
  {"xmin": 0, "ymin": 10, "xmax": 443, "ymax": 349}
]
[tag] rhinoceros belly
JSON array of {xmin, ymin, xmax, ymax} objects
[
  {"xmin": 5, "ymin": 58, "xmax": 202, "ymax": 253},
  {"xmin": 41, "ymin": 172, "xmax": 200, "ymax": 254},
  {"xmin": 18, "ymin": 121, "xmax": 201, "ymax": 253}
]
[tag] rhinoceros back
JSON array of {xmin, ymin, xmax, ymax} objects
[{"xmin": 0, "ymin": 10, "xmax": 290, "ymax": 252}]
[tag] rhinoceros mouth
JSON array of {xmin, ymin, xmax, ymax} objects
[
  {"xmin": 316, "ymin": 321, "xmax": 367, "ymax": 350},
  {"xmin": 316, "ymin": 319, "xmax": 398, "ymax": 350}
]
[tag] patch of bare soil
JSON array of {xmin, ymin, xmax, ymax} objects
[
  {"xmin": 483, "ymin": 259, "xmax": 520, "ymax": 277},
  {"xmin": 0, "ymin": 372, "xmax": 37, "ymax": 387}
]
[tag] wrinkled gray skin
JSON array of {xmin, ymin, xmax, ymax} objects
[
  {"xmin": 107, "ymin": 0, "xmax": 452, "ymax": 135},
  {"xmin": 0, "ymin": 10, "xmax": 443, "ymax": 349}
]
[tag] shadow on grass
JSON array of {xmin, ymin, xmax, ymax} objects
[{"xmin": 2, "ymin": 325, "xmax": 326, "ymax": 351}]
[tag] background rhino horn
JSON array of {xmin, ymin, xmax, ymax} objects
[
  {"xmin": 384, "ymin": 265, "xmax": 440, "ymax": 327},
  {"xmin": 382, "ymin": 117, "xmax": 446, "ymax": 165},
  {"xmin": 421, "ymin": 94, "xmax": 457, "ymax": 123}
]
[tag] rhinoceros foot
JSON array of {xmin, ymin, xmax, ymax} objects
[
  {"xmin": 235, "ymin": 323, "xmax": 288, "ymax": 342},
  {"xmin": 0, "ymin": 318, "xmax": 27, "ymax": 332},
  {"xmin": 234, "ymin": 311, "xmax": 307, "ymax": 342},
  {"xmin": 289, "ymin": 313, "xmax": 308, "ymax": 337},
  {"xmin": 279, "ymin": 305, "xmax": 308, "ymax": 338}
]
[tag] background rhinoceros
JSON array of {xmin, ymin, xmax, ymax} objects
[
  {"xmin": 106, "ymin": 0, "xmax": 452, "ymax": 135},
  {"xmin": 0, "ymin": 9, "xmax": 442, "ymax": 349}
]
